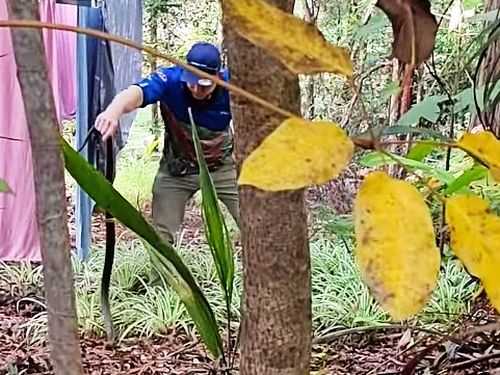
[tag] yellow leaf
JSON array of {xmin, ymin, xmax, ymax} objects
[
  {"xmin": 354, "ymin": 172, "xmax": 440, "ymax": 321},
  {"xmin": 445, "ymin": 195, "xmax": 500, "ymax": 312},
  {"xmin": 456, "ymin": 131, "xmax": 500, "ymax": 182},
  {"xmin": 426, "ymin": 177, "xmax": 442, "ymax": 190},
  {"xmin": 238, "ymin": 118, "xmax": 354, "ymax": 191},
  {"xmin": 221, "ymin": 0, "xmax": 353, "ymax": 76}
]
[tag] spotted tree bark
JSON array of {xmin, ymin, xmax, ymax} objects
[
  {"xmin": 6, "ymin": 1, "xmax": 83, "ymax": 374},
  {"xmin": 471, "ymin": 0, "xmax": 500, "ymax": 137},
  {"xmin": 223, "ymin": 0, "xmax": 312, "ymax": 374}
]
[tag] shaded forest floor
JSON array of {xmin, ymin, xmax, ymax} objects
[
  {"xmin": 1, "ymin": 283, "xmax": 499, "ymax": 375},
  {"xmin": 1, "ymin": 199, "xmax": 499, "ymax": 374}
]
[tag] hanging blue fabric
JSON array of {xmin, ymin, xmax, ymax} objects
[
  {"xmin": 104, "ymin": 0, "xmax": 143, "ymax": 147},
  {"xmin": 75, "ymin": 0, "xmax": 142, "ymax": 261},
  {"xmin": 76, "ymin": 4, "xmax": 115, "ymax": 261},
  {"xmin": 75, "ymin": 5, "xmax": 94, "ymax": 262}
]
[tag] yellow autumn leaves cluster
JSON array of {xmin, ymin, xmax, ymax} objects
[
  {"xmin": 457, "ymin": 131, "xmax": 500, "ymax": 182},
  {"xmin": 355, "ymin": 171, "xmax": 500, "ymax": 321},
  {"xmin": 222, "ymin": 0, "xmax": 500, "ymax": 319},
  {"xmin": 354, "ymin": 133, "xmax": 500, "ymax": 320},
  {"xmin": 240, "ymin": 127, "xmax": 500, "ymax": 320}
]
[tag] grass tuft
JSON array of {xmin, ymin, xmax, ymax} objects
[{"xmin": 2, "ymin": 233, "xmax": 479, "ymax": 344}]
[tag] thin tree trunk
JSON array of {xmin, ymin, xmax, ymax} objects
[
  {"xmin": 388, "ymin": 58, "xmax": 402, "ymax": 127},
  {"xmin": 301, "ymin": 0, "xmax": 320, "ymax": 119},
  {"xmin": 223, "ymin": 1, "xmax": 312, "ymax": 374},
  {"xmin": 470, "ymin": 0, "xmax": 500, "ymax": 137},
  {"xmin": 6, "ymin": 1, "xmax": 83, "ymax": 374}
]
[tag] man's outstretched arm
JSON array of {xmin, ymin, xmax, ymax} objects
[{"xmin": 95, "ymin": 85, "xmax": 143, "ymax": 141}]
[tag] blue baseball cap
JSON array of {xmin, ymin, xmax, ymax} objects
[{"xmin": 181, "ymin": 42, "xmax": 221, "ymax": 86}]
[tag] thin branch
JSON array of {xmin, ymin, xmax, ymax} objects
[
  {"xmin": 455, "ymin": 322, "xmax": 500, "ymax": 340},
  {"xmin": 473, "ymin": 17, "xmax": 500, "ymax": 133},
  {"xmin": 342, "ymin": 62, "xmax": 392, "ymax": 126},
  {"xmin": 0, "ymin": 20, "xmax": 297, "ymax": 120},
  {"xmin": 1, "ymin": 19, "xmax": 481, "ymax": 183},
  {"xmin": 348, "ymin": 78, "xmax": 372, "ymax": 127},
  {"xmin": 449, "ymin": 351, "xmax": 500, "ymax": 370},
  {"xmin": 429, "ymin": 0, "xmax": 456, "ymax": 86},
  {"xmin": 0, "ymin": 20, "xmax": 466, "ymax": 158},
  {"xmin": 375, "ymin": 149, "xmax": 447, "ymax": 203},
  {"xmin": 365, "ymin": 336, "xmax": 430, "ymax": 375},
  {"xmin": 380, "ymin": 322, "xmax": 500, "ymax": 374},
  {"xmin": 376, "ymin": 139, "xmax": 456, "ymax": 148},
  {"xmin": 312, "ymin": 324, "xmax": 446, "ymax": 345}
]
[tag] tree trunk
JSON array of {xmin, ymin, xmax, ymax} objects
[
  {"xmin": 388, "ymin": 59, "xmax": 402, "ymax": 127},
  {"xmin": 301, "ymin": 0, "xmax": 320, "ymax": 119},
  {"xmin": 223, "ymin": 1, "xmax": 312, "ymax": 374},
  {"xmin": 6, "ymin": 1, "xmax": 83, "ymax": 374},
  {"xmin": 470, "ymin": 0, "xmax": 500, "ymax": 137}
]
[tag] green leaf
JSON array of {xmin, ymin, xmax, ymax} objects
[
  {"xmin": 397, "ymin": 95, "xmax": 447, "ymax": 126},
  {"xmin": 189, "ymin": 109, "xmax": 234, "ymax": 308},
  {"xmin": 445, "ymin": 165, "xmax": 489, "ymax": 195},
  {"xmin": 490, "ymin": 85, "xmax": 500, "ymax": 109},
  {"xmin": 59, "ymin": 136, "xmax": 223, "ymax": 358},
  {"xmin": 407, "ymin": 143, "xmax": 435, "ymax": 161},
  {"xmin": 354, "ymin": 12, "xmax": 389, "ymax": 40},
  {"xmin": 454, "ymin": 87, "xmax": 476, "ymax": 113},
  {"xmin": 484, "ymin": 74, "xmax": 500, "ymax": 111},
  {"xmin": 0, "ymin": 178, "xmax": 11, "ymax": 193},
  {"xmin": 359, "ymin": 151, "xmax": 455, "ymax": 184},
  {"xmin": 354, "ymin": 125, "xmax": 452, "ymax": 143},
  {"xmin": 380, "ymin": 81, "xmax": 401, "ymax": 101},
  {"xmin": 409, "ymin": 74, "xmax": 498, "ymax": 118},
  {"xmin": 452, "ymin": 81, "xmax": 500, "ymax": 114}
]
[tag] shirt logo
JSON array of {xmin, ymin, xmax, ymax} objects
[{"xmin": 156, "ymin": 69, "xmax": 168, "ymax": 82}]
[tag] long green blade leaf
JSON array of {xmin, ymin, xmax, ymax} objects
[
  {"xmin": 360, "ymin": 151, "xmax": 455, "ymax": 184},
  {"xmin": 60, "ymin": 136, "xmax": 223, "ymax": 358},
  {"xmin": 406, "ymin": 143, "xmax": 435, "ymax": 161},
  {"xmin": 445, "ymin": 166, "xmax": 489, "ymax": 195},
  {"xmin": 188, "ymin": 109, "xmax": 235, "ymax": 306},
  {"xmin": 354, "ymin": 126, "xmax": 453, "ymax": 143}
]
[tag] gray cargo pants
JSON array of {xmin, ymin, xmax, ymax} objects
[{"xmin": 151, "ymin": 161, "xmax": 240, "ymax": 245}]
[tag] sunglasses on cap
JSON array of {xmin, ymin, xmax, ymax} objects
[
  {"xmin": 196, "ymin": 78, "xmax": 215, "ymax": 87},
  {"xmin": 182, "ymin": 60, "xmax": 219, "ymax": 87}
]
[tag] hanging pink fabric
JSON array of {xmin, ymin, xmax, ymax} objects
[
  {"xmin": 40, "ymin": 1, "xmax": 77, "ymax": 121},
  {"xmin": 0, "ymin": 0, "xmax": 76, "ymax": 262}
]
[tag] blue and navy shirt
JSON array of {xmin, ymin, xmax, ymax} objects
[{"xmin": 134, "ymin": 65, "xmax": 233, "ymax": 176}]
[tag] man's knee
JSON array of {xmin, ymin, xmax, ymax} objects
[{"xmin": 151, "ymin": 171, "xmax": 194, "ymax": 245}]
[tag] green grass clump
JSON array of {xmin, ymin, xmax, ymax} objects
[{"xmin": 1, "ymin": 231, "xmax": 479, "ymax": 344}]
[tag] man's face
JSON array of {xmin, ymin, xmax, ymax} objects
[{"xmin": 186, "ymin": 81, "xmax": 217, "ymax": 100}]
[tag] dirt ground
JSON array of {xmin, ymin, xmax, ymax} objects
[
  {"xmin": 1, "ymin": 198, "xmax": 499, "ymax": 374},
  {"xmin": 1, "ymin": 284, "xmax": 499, "ymax": 375}
]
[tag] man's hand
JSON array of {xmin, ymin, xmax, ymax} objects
[{"xmin": 95, "ymin": 109, "xmax": 120, "ymax": 141}]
